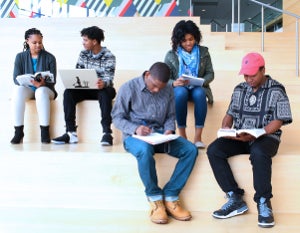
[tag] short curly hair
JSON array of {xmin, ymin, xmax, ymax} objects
[
  {"xmin": 80, "ymin": 26, "xmax": 105, "ymax": 44},
  {"xmin": 171, "ymin": 20, "xmax": 202, "ymax": 51}
]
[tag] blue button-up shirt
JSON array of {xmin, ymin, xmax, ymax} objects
[{"xmin": 112, "ymin": 75, "xmax": 176, "ymax": 140}]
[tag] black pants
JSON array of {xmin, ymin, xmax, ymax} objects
[
  {"xmin": 63, "ymin": 87, "xmax": 116, "ymax": 133},
  {"xmin": 206, "ymin": 136, "xmax": 280, "ymax": 203}
]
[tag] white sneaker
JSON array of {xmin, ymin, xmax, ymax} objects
[
  {"xmin": 195, "ymin": 141, "xmax": 206, "ymax": 149},
  {"xmin": 68, "ymin": 132, "xmax": 78, "ymax": 144}
]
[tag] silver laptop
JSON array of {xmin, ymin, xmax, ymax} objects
[{"xmin": 58, "ymin": 69, "xmax": 99, "ymax": 89}]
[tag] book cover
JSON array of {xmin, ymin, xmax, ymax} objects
[{"xmin": 132, "ymin": 132, "xmax": 179, "ymax": 145}]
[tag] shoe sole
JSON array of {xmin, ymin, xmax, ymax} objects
[
  {"xmin": 258, "ymin": 222, "xmax": 275, "ymax": 228},
  {"xmin": 51, "ymin": 140, "xmax": 78, "ymax": 144},
  {"xmin": 151, "ymin": 219, "xmax": 168, "ymax": 224},
  {"xmin": 166, "ymin": 211, "xmax": 192, "ymax": 221},
  {"xmin": 169, "ymin": 215, "xmax": 192, "ymax": 221},
  {"xmin": 212, "ymin": 206, "xmax": 248, "ymax": 219},
  {"xmin": 51, "ymin": 140, "xmax": 66, "ymax": 144},
  {"xmin": 101, "ymin": 142, "xmax": 112, "ymax": 146}
]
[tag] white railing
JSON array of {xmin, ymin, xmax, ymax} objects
[{"xmin": 244, "ymin": 0, "xmax": 300, "ymax": 76}]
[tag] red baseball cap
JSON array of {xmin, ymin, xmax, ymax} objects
[{"xmin": 239, "ymin": 52, "xmax": 265, "ymax": 76}]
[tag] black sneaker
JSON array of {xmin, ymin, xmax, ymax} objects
[
  {"xmin": 101, "ymin": 133, "xmax": 113, "ymax": 146},
  {"xmin": 212, "ymin": 191, "xmax": 248, "ymax": 219},
  {"xmin": 51, "ymin": 132, "xmax": 78, "ymax": 144},
  {"xmin": 257, "ymin": 197, "xmax": 274, "ymax": 228}
]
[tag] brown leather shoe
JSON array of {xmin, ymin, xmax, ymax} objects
[
  {"xmin": 149, "ymin": 200, "xmax": 169, "ymax": 224},
  {"xmin": 164, "ymin": 200, "xmax": 192, "ymax": 221}
]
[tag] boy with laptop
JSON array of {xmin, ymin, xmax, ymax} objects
[
  {"xmin": 58, "ymin": 69, "xmax": 100, "ymax": 90},
  {"xmin": 52, "ymin": 26, "xmax": 116, "ymax": 146}
]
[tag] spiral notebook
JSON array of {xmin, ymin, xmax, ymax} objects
[{"xmin": 59, "ymin": 69, "xmax": 98, "ymax": 89}]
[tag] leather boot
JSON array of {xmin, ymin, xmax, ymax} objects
[
  {"xmin": 10, "ymin": 126, "xmax": 24, "ymax": 144},
  {"xmin": 149, "ymin": 200, "xmax": 168, "ymax": 224},
  {"xmin": 40, "ymin": 125, "xmax": 50, "ymax": 143},
  {"xmin": 164, "ymin": 200, "xmax": 192, "ymax": 221}
]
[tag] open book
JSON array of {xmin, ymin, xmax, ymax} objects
[
  {"xmin": 182, "ymin": 74, "xmax": 205, "ymax": 86},
  {"xmin": 132, "ymin": 132, "xmax": 179, "ymax": 145},
  {"xmin": 16, "ymin": 71, "xmax": 54, "ymax": 87},
  {"xmin": 217, "ymin": 128, "xmax": 266, "ymax": 138}
]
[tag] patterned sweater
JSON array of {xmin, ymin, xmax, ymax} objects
[
  {"xmin": 76, "ymin": 47, "xmax": 116, "ymax": 88},
  {"xmin": 227, "ymin": 75, "xmax": 292, "ymax": 140}
]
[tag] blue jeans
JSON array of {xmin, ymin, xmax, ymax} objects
[
  {"xmin": 173, "ymin": 86, "xmax": 207, "ymax": 128},
  {"xmin": 207, "ymin": 136, "xmax": 280, "ymax": 202},
  {"xmin": 124, "ymin": 136, "xmax": 198, "ymax": 199}
]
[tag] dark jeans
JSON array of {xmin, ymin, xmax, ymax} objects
[
  {"xmin": 206, "ymin": 136, "xmax": 280, "ymax": 203},
  {"xmin": 63, "ymin": 87, "xmax": 116, "ymax": 133}
]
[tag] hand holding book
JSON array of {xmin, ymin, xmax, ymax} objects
[
  {"xmin": 182, "ymin": 74, "xmax": 205, "ymax": 86},
  {"xmin": 217, "ymin": 128, "xmax": 266, "ymax": 139},
  {"xmin": 16, "ymin": 71, "xmax": 54, "ymax": 87}
]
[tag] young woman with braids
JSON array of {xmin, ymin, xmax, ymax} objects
[{"xmin": 11, "ymin": 28, "xmax": 57, "ymax": 144}]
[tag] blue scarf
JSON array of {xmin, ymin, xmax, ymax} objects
[
  {"xmin": 177, "ymin": 45, "xmax": 200, "ymax": 77},
  {"xmin": 30, "ymin": 58, "xmax": 38, "ymax": 91}
]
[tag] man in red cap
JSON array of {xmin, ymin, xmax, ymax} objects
[{"xmin": 206, "ymin": 52, "xmax": 292, "ymax": 228}]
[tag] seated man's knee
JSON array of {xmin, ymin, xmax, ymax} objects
[
  {"xmin": 206, "ymin": 141, "xmax": 220, "ymax": 158},
  {"xmin": 125, "ymin": 140, "xmax": 154, "ymax": 160},
  {"xmin": 188, "ymin": 143, "xmax": 198, "ymax": 158},
  {"xmin": 63, "ymin": 89, "xmax": 72, "ymax": 99},
  {"xmin": 178, "ymin": 138, "xmax": 198, "ymax": 159},
  {"xmin": 135, "ymin": 147, "xmax": 155, "ymax": 162}
]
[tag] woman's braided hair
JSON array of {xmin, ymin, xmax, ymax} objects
[{"xmin": 23, "ymin": 28, "xmax": 43, "ymax": 51}]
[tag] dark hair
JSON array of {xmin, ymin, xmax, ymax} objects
[
  {"xmin": 23, "ymin": 28, "xmax": 43, "ymax": 51},
  {"xmin": 80, "ymin": 26, "xmax": 104, "ymax": 44},
  {"xmin": 171, "ymin": 20, "xmax": 202, "ymax": 51},
  {"xmin": 149, "ymin": 62, "xmax": 170, "ymax": 83}
]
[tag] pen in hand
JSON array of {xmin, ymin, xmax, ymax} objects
[{"xmin": 136, "ymin": 120, "xmax": 152, "ymax": 136}]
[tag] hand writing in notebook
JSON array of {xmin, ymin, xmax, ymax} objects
[{"xmin": 135, "ymin": 120, "xmax": 153, "ymax": 136}]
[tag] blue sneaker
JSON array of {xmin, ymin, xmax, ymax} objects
[
  {"xmin": 257, "ymin": 197, "xmax": 275, "ymax": 228},
  {"xmin": 213, "ymin": 191, "xmax": 248, "ymax": 219}
]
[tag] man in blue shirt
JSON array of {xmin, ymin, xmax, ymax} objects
[{"xmin": 112, "ymin": 62, "xmax": 198, "ymax": 224}]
